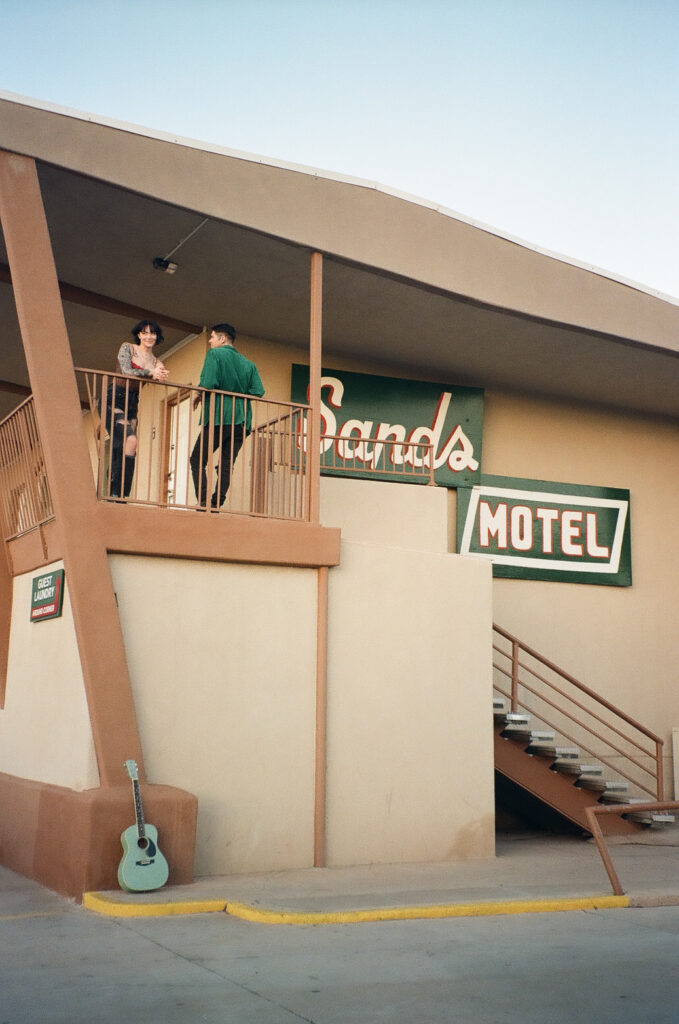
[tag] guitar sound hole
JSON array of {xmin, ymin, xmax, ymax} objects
[{"xmin": 137, "ymin": 837, "xmax": 149, "ymax": 850}]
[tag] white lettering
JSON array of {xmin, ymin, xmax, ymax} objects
[
  {"xmin": 479, "ymin": 501, "xmax": 507, "ymax": 548},
  {"xmin": 369, "ymin": 422, "xmax": 407, "ymax": 468},
  {"xmin": 510, "ymin": 506, "xmax": 533, "ymax": 550},
  {"xmin": 561, "ymin": 510, "xmax": 583, "ymax": 555},
  {"xmin": 586, "ymin": 512, "xmax": 610, "ymax": 558},
  {"xmin": 535, "ymin": 507, "xmax": 559, "ymax": 553},
  {"xmin": 337, "ymin": 419, "xmax": 373, "ymax": 461}
]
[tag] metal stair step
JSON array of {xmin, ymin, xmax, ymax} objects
[
  {"xmin": 528, "ymin": 745, "xmax": 579, "ymax": 760},
  {"xmin": 591, "ymin": 781, "xmax": 629, "ymax": 798},
  {"xmin": 623, "ymin": 800, "xmax": 676, "ymax": 826},
  {"xmin": 552, "ymin": 762, "xmax": 603, "ymax": 778},
  {"xmin": 577, "ymin": 777, "xmax": 628, "ymax": 793},
  {"xmin": 501, "ymin": 713, "xmax": 532, "ymax": 738}
]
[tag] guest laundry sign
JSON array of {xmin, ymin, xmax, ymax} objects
[
  {"xmin": 30, "ymin": 569, "xmax": 65, "ymax": 621},
  {"xmin": 290, "ymin": 365, "xmax": 484, "ymax": 488},
  {"xmin": 457, "ymin": 476, "xmax": 631, "ymax": 586}
]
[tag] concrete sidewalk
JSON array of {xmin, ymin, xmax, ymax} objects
[{"xmin": 82, "ymin": 832, "xmax": 679, "ymax": 922}]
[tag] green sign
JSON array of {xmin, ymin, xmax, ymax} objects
[
  {"xmin": 30, "ymin": 569, "xmax": 65, "ymax": 621},
  {"xmin": 291, "ymin": 364, "xmax": 484, "ymax": 488},
  {"xmin": 457, "ymin": 476, "xmax": 631, "ymax": 586}
]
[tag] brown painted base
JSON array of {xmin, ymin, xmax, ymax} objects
[{"xmin": 0, "ymin": 772, "xmax": 198, "ymax": 900}]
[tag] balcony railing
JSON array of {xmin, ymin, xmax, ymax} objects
[
  {"xmin": 78, "ymin": 369, "xmax": 310, "ymax": 520},
  {"xmin": 0, "ymin": 396, "xmax": 54, "ymax": 541}
]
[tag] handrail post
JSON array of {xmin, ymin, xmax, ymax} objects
[
  {"xmin": 656, "ymin": 739, "xmax": 664, "ymax": 801},
  {"xmin": 511, "ymin": 640, "xmax": 519, "ymax": 711}
]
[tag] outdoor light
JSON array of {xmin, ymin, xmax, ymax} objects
[
  {"xmin": 153, "ymin": 257, "xmax": 178, "ymax": 274},
  {"xmin": 152, "ymin": 217, "xmax": 209, "ymax": 277}
]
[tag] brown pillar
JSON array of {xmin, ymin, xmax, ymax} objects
[
  {"xmin": 308, "ymin": 251, "xmax": 323, "ymax": 524},
  {"xmin": 0, "ymin": 151, "xmax": 144, "ymax": 786},
  {"xmin": 0, "ymin": 547, "xmax": 12, "ymax": 709}
]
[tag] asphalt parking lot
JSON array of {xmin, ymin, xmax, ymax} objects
[{"xmin": 3, "ymin": 848, "xmax": 679, "ymax": 1024}]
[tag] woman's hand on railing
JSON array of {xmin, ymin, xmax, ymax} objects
[{"xmin": 152, "ymin": 362, "xmax": 169, "ymax": 382}]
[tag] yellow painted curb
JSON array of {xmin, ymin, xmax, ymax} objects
[
  {"xmin": 82, "ymin": 892, "xmax": 226, "ymax": 918},
  {"xmin": 81, "ymin": 892, "xmax": 629, "ymax": 922},
  {"xmin": 225, "ymin": 894, "xmax": 629, "ymax": 925}
]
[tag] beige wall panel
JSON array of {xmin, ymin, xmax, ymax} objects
[
  {"xmin": 482, "ymin": 391, "xmax": 679, "ymax": 771},
  {"xmin": 320, "ymin": 476, "xmax": 448, "ymax": 552},
  {"xmin": 108, "ymin": 554, "xmax": 317, "ymax": 875},
  {"xmin": 326, "ymin": 541, "xmax": 494, "ymax": 866},
  {"xmin": 0, "ymin": 560, "xmax": 99, "ymax": 789}
]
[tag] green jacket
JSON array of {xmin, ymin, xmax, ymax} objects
[{"xmin": 199, "ymin": 345, "xmax": 265, "ymax": 430}]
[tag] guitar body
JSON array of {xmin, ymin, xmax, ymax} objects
[
  {"xmin": 118, "ymin": 761, "xmax": 169, "ymax": 893},
  {"xmin": 118, "ymin": 822, "xmax": 169, "ymax": 892}
]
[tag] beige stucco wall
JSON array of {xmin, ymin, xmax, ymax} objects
[
  {"xmin": 475, "ymin": 391, "xmax": 679, "ymax": 779},
  {"xmin": 108, "ymin": 554, "xmax": 318, "ymax": 876},
  {"xmin": 326, "ymin": 540, "xmax": 495, "ymax": 865},
  {"xmin": 0, "ymin": 560, "xmax": 99, "ymax": 789},
  {"xmin": 320, "ymin": 476, "xmax": 448, "ymax": 552}
]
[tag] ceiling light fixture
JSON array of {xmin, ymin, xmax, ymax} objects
[{"xmin": 152, "ymin": 217, "xmax": 209, "ymax": 275}]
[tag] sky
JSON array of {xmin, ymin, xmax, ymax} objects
[{"xmin": 1, "ymin": 0, "xmax": 677, "ymax": 299}]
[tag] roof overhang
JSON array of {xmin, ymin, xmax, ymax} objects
[{"xmin": 2, "ymin": 92, "xmax": 679, "ymax": 420}]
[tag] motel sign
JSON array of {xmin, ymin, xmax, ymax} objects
[{"xmin": 457, "ymin": 477, "xmax": 631, "ymax": 586}]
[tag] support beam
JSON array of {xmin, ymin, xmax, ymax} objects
[
  {"xmin": 314, "ymin": 566, "xmax": 329, "ymax": 867},
  {"xmin": 308, "ymin": 251, "xmax": 323, "ymax": 525},
  {"xmin": 0, "ymin": 151, "xmax": 144, "ymax": 786}
]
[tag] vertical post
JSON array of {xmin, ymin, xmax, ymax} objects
[
  {"xmin": 308, "ymin": 252, "xmax": 323, "ymax": 524},
  {"xmin": 511, "ymin": 640, "xmax": 520, "ymax": 712},
  {"xmin": 0, "ymin": 152, "xmax": 144, "ymax": 786},
  {"xmin": 656, "ymin": 739, "xmax": 665, "ymax": 801},
  {"xmin": 314, "ymin": 565, "xmax": 329, "ymax": 867}
]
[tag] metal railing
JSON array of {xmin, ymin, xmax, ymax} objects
[
  {"xmin": 586, "ymin": 800, "xmax": 679, "ymax": 895},
  {"xmin": 78, "ymin": 369, "xmax": 438, "ymax": 520},
  {"xmin": 78, "ymin": 369, "xmax": 310, "ymax": 519},
  {"xmin": 318, "ymin": 433, "xmax": 435, "ymax": 485},
  {"xmin": 0, "ymin": 396, "xmax": 54, "ymax": 540},
  {"xmin": 493, "ymin": 623, "xmax": 664, "ymax": 801}
]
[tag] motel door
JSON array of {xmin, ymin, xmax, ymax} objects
[{"xmin": 165, "ymin": 390, "xmax": 192, "ymax": 507}]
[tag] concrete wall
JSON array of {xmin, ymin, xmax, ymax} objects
[
  {"xmin": 0, "ymin": 560, "xmax": 98, "ymax": 789},
  {"xmin": 326, "ymin": 540, "xmax": 495, "ymax": 865},
  {"xmin": 108, "ymin": 554, "xmax": 318, "ymax": 877},
  {"xmin": 320, "ymin": 476, "xmax": 448, "ymax": 553}
]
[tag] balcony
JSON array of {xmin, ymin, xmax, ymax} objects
[{"xmin": 0, "ymin": 370, "xmax": 434, "ymax": 576}]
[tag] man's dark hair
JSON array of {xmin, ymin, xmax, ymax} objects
[
  {"xmin": 131, "ymin": 320, "xmax": 164, "ymax": 345},
  {"xmin": 211, "ymin": 322, "xmax": 236, "ymax": 343}
]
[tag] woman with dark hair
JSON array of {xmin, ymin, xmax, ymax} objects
[{"xmin": 105, "ymin": 321, "xmax": 169, "ymax": 498}]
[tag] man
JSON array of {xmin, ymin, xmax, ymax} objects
[{"xmin": 190, "ymin": 323, "xmax": 265, "ymax": 509}]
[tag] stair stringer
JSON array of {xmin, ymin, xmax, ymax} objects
[{"xmin": 494, "ymin": 726, "xmax": 639, "ymax": 836}]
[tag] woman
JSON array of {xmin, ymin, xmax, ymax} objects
[{"xmin": 105, "ymin": 320, "xmax": 169, "ymax": 498}]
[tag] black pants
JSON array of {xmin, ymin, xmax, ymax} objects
[
  {"xmin": 104, "ymin": 384, "xmax": 138, "ymax": 499},
  {"xmin": 190, "ymin": 424, "xmax": 245, "ymax": 508}
]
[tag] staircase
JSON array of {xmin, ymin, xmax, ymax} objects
[{"xmin": 492, "ymin": 625, "xmax": 673, "ymax": 836}]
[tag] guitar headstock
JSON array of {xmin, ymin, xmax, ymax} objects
[{"xmin": 124, "ymin": 759, "xmax": 139, "ymax": 782}]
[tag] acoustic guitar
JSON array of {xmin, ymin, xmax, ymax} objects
[{"xmin": 118, "ymin": 759, "xmax": 169, "ymax": 892}]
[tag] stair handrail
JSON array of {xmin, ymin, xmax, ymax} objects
[
  {"xmin": 493, "ymin": 623, "xmax": 664, "ymax": 801},
  {"xmin": 586, "ymin": 801, "xmax": 679, "ymax": 895}
]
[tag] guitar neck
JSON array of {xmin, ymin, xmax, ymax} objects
[{"xmin": 132, "ymin": 778, "xmax": 146, "ymax": 839}]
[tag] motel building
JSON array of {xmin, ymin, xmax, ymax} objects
[{"xmin": 1, "ymin": 92, "xmax": 679, "ymax": 898}]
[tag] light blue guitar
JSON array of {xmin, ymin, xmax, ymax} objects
[{"xmin": 118, "ymin": 759, "xmax": 169, "ymax": 893}]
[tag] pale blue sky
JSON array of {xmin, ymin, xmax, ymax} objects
[{"xmin": 1, "ymin": 0, "xmax": 677, "ymax": 298}]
